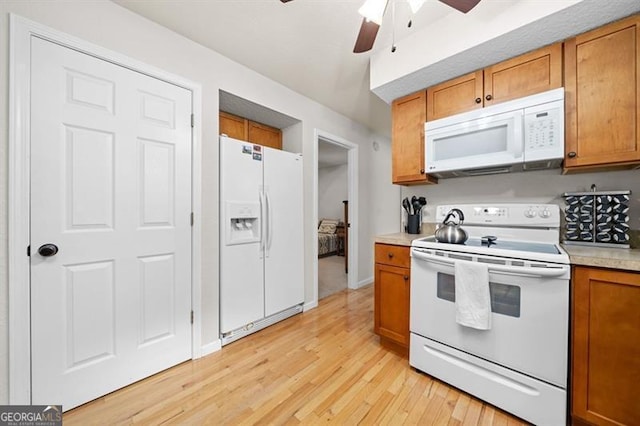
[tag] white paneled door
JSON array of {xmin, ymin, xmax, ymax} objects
[{"xmin": 30, "ymin": 37, "xmax": 193, "ymax": 410}]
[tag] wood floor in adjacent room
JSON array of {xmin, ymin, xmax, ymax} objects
[{"xmin": 64, "ymin": 285, "xmax": 528, "ymax": 425}]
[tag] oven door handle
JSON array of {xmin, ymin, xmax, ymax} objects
[{"xmin": 412, "ymin": 250, "xmax": 568, "ymax": 278}]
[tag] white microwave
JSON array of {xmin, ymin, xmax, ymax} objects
[{"xmin": 425, "ymin": 88, "xmax": 564, "ymax": 178}]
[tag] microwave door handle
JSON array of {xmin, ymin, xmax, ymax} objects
[{"xmin": 412, "ymin": 250, "xmax": 568, "ymax": 278}]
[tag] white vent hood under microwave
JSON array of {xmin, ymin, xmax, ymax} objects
[{"xmin": 425, "ymin": 88, "xmax": 564, "ymax": 179}]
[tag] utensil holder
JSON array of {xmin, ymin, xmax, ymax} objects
[
  {"xmin": 563, "ymin": 189, "xmax": 631, "ymax": 248},
  {"xmin": 407, "ymin": 214, "xmax": 421, "ymax": 234}
]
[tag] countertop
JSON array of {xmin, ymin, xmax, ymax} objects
[
  {"xmin": 375, "ymin": 230, "xmax": 640, "ymax": 273},
  {"xmin": 561, "ymin": 244, "xmax": 640, "ymax": 272}
]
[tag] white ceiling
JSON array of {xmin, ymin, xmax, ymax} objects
[
  {"xmin": 112, "ymin": 0, "xmax": 640, "ymax": 138},
  {"xmin": 111, "ymin": 0, "xmax": 454, "ymax": 137}
]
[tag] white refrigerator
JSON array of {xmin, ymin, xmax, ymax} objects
[{"xmin": 219, "ymin": 136, "xmax": 304, "ymax": 345}]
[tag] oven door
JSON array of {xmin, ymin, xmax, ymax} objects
[{"xmin": 410, "ymin": 248, "xmax": 569, "ymax": 387}]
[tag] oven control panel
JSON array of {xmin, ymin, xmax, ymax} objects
[{"xmin": 436, "ymin": 204, "xmax": 560, "ymax": 227}]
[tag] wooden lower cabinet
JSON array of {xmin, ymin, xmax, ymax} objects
[
  {"xmin": 572, "ymin": 266, "xmax": 640, "ymax": 425},
  {"xmin": 374, "ymin": 243, "xmax": 410, "ymax": 356}
]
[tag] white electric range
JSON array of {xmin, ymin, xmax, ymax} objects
[{"xmin": 410, "ymin": 204, "xmax": 570, "ymax": 425}]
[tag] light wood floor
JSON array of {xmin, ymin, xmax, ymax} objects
[{"xmin": 64, "ymin": 285, "xmax": 529, "ymax": 425}]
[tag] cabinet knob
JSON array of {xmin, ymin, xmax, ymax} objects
[
  {"xmin": 420, "ymin": 168, "xmax": 425, "ymax": 174},
  {"xmin": 475, "ymin": 97, "xmax": 481, "ymax": 104},
  {"xmin": 403, "ymin": 275, "xmax": 409, "ymax": 281},
  {"xmin": 388, "ymin": 252, "xmax": 394, "ymax": 258},
  {"xmin": 567, "ymin": 151, "xmax": 577, "ymax": 158},
  {"xmin": 485, "ymin": 94, "xmax": 493, "ymax": 101}
]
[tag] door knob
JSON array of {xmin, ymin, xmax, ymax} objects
[
  {"xmin": 567, "ymin": 151, "xmax": 577, "ymax": 158},
  {"xmin": 475, "ymin": 97, "xmax": 481, "ymax": 104},
  {"xmin": 38, "ymin": 244, "xmax": 59, "ymax": 257},
  {"xmin": 485, "ymin": 94, "xmax": 493, "ymax": 101}
]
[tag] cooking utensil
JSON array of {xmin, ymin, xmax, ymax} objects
[
  {"xmin": 411, "ymin": 196, "xmax": 418, "ymax": 214},
  {"xmin": 402, "ymin": 198, "xmax": 411, "ymax": 215},
  {"xmin": 435, "ymin": 208, "xmax": 468, "ymax": 244},
  {"xmin": 412, "ymin": 199, "xmax": 422, "ymax": 216}
]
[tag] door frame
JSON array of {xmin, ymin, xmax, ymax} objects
[
  {"xmin": 312, "ymin": 129, "xmax": 359, "ymax": 306},
  {"xmin": 8, "ymin": 14, "xmax": 203, "ymax": 404}
]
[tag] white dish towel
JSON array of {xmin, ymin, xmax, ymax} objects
[{"xmin": 455, "ymin": 260, "xmax": 492, "ymax": 330}]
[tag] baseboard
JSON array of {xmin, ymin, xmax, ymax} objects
[
  {"xmin": 357, "ymin": 277, "xmax": 374, "ymax": 289},
  {"xmin": 304, "ymin": 300, "xmax": 318, "ymax": 312},
  {"xmin": 200, "ymin": 339, "xmax": 222, "ymax": 357},
  {"xmin": 221, "ymin": 304, "xmax": 303, "ymax": 346}
]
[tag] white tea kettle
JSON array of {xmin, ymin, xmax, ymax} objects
[{"xmin": 435, "ymin": 208, "xmax": 468, "ymax": 244}]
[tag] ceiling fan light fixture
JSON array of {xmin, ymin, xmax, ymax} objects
[
  {"xmin": 408, "ymin": 0, "xmax": 426, "ymax": 14},
  {"xmin": 358, "ymin": 0, "xmax": 387, "ymax": 25}
]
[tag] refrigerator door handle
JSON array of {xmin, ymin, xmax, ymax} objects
[
  {"xmin": 266, "ymin": 190, "xmax": 273, "ymax": 255},
  {"xmin": 259, "ymin": 190, "xmax": 266, "ymax": 256}
]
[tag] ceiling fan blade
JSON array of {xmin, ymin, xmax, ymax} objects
[
  {"xmin": 438, "ymin": 0, "xmax": 481, "ymax": 13},
  {"xmin": 280, "ymin": 0, "xmax": 294, "ymax": 3},
  {"xmin": 353, "ymin": 18, "xmax": 380, "ymax": 53}
]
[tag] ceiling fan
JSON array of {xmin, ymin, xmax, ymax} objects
[{"xmin": 280, "ymin": 0, "xmax": 481, "ymax": 54}]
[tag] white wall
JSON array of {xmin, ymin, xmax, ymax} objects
[
  {"xmin": 318, "ymin": 165, "xmax": 348, "ymax": 221},
  {"xmin": 402, "ymin": 169, "xmax": 640, "ymax": 232},
  {"xmin": 0, "ymin": 0, "xmax": 401, "ymax": 403}
]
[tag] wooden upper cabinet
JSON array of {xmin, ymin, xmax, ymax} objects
[
  {"xmin": 564, "ymin": 15, "xmax": 640, "ymax": 172},
  {"xmin": 219, "ymin": 111, "xmax": 283, "ymax": 150},
  {"xmin": 391, "ymin": 90, "xmax": 437, "ymax": 185},
  {"xmin": 426, "ymin": 43, "xmax": 563, "ymax": 121},
  {"xmin": 247, "ymin": 121, "xmax": 282, "ymax": 150},
  {"xmin": 484, "ymin": 43, "xmax": 563, "ymax": 106},
  {"xmin": 427, "ymin": 71, "xmax": 483, "ymax": 122},
  {"xmin": 572, "ymin": 266, "xmax": 640, "ymax": 426},
  {"xmin": 219, "ymin": 111, "xmax": 247, "ymax": 140}
]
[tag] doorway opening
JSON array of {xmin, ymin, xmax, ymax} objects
[{"xmin": 313, "ymin": 130, "xmax": 358, "ymax": 304}]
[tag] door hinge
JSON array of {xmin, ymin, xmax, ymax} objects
[
  {"xmin": 190, "ymin": 113, "xmax": 194, "ymax": 128},
  {"xmin": 27, "ymin": 245, "xmax": 30, "ymax": 257},
  {"xmin": 190, "ymin": 212, "xmax": 194, "ymax": 226},
  {"xmin": 190, "ymin": 310, "xmax": 194, "ymax": 324}
]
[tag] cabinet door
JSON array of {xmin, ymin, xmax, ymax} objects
[
  {"xmin": 392, "ymin": 91, "xmax": 436, "ymax": 185},
  {"xmin": 572, "ymin": 266, "xmax": 640, "ymax": 426},
  {"xmin": 374, "ymin": 263, "xmax": 410, "ymax": 347},
  {"xmin": 565, "ymin": 16, "xmax": 640, "ymax": 170},
  {"xmin": 426, "ymin": 71, "xmax": 483, "ymax": 121},
  {"xmin": 219, "ymin": 111, "xmax": 247, "ymax": 140},
  {"xmin": 484, "ymin": 43, "xmax": 562, "ymax": 107},
  {"xmin": 248, "ymin": 121, "xmax": 282, "ymax": 150}
]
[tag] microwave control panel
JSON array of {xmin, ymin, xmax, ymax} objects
[{"xmin": 524, "ymin": 101, "xmax": 563, "ymax": 152}]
